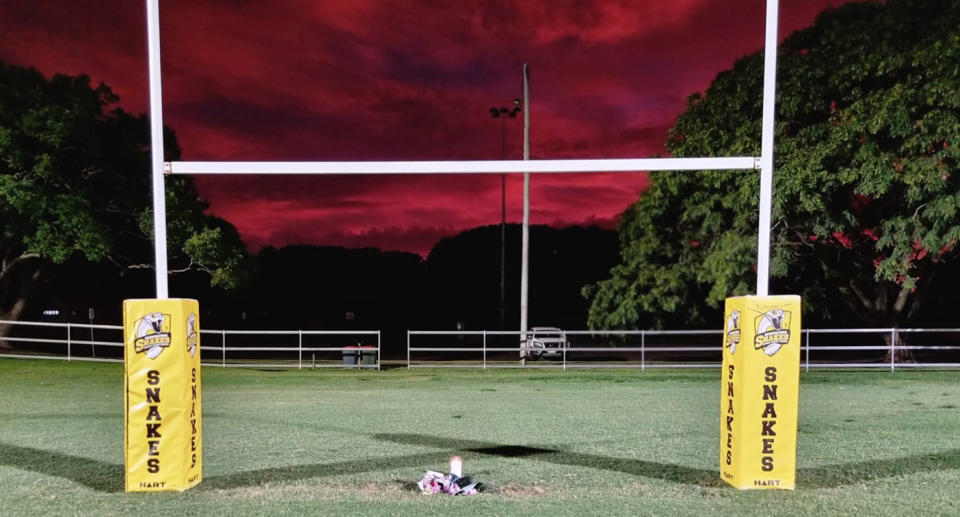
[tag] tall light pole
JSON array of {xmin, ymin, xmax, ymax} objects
[
  {"xmin": 490, "ymin": 99, "xmax": 521, "ymax": 330},
  {"xmin": 520, "ymin": 63, "xmax": 530, "ymax": 359}
]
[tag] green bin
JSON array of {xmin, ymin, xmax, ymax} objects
[{"xmin": 360, "ymin": 346, "xmax": 377, "ymax": 366}]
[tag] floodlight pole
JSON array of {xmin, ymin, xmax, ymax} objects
[
  {"xmin": 146, "ymin": 0, "xmax": 169, "ymax": 298},
  {"xmin": 756, "ymin": 0, "xmax": 779, "ymax": 296},
  {"xmin": 490, "ymin": 100, "xmax": 521, "ymax": 330},
  {"xmin": 520, "ymin": 63, "xmax": 530, "ymax": 354}
]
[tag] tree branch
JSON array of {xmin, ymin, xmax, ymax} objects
[
  {"xmin": 0, "ymin": 252, "xmax": 40, "ymax": 282},
  {"xmin": 836, "ymin": 284, "xmax": 876, "ymax": 324},
  {"xmin": 846, "ymin": 280, "xmax": 878, "ymax": 318},
  {"xmin": 905, "ymin": 269, "xmax": 933, "ymax": 321},
  {"xmin": 892, "ymin": 284, "xmax": 911, "ymax": 320},
  {"xmin": 125, "ymin": 262, "xmax": 207, "ymax": 275}
]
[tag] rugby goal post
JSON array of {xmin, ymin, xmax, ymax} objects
[
  {"xmin": 140, "ymin": 0, "xmax": 797, "ymax": 493},
  {"xmin": 145, "ymin": 0, "xmax": 779, "ymax": 301}
]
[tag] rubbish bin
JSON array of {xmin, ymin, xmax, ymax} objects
[
  {"xmin": 342, "ymin": 345, "xmax": 359, "ymax": 367},
  {"xmin": 360, "ymin": 346, "xmax": 377, "ymax": 366}
]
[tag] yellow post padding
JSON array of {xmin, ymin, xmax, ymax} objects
[
  {"xmin": 720, "ymin": 295, "xmax": 801, "ymax": 489},
  {"xmin": 123, "ymin": 299, "xmax": 203, "ymax": 492}
]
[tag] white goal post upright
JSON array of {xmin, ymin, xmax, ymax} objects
[
  {"xmin": 145, "ymin": 0, "xmax": 780, "ymax": 301},
  {"xmin": 146, "ymin": 0, "xmax": 169, "ymax": 299},
  {"xmin": 756, "ymin": 0, "xmax": 779, "ymax": 297}
]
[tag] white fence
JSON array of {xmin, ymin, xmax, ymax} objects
[
  {"xmin": 4, "ymin": 319, "xmax": 960, "ymax": 371},
  {"xmin": 0, "ymin": 320, "xmax": 380, "ymax": 369},
  {"xmin": 406, "ymin": 328, "xmax": 960, "ymax": 371}
]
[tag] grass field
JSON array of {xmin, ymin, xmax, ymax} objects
[{"xmin": 1, "ymin": 359, "xmax": 958, "ymax": 516}]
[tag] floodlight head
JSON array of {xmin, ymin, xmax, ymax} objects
[{"xmin": 490, "ymin": 107, "xmax": 500, "ymax": 118}]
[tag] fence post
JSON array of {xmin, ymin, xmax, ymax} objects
[
  {"xmin": 67, "ymin": 323, "xmax": 72, "ymax": 362},
  {"xmin": 890, "ymin": 328, "xmax": 897, "ymax": 373},
  {"xmin": 222, "ymin": 329, "xmax": 226, "ymax": 367},
  {"xmin": 641, "ymin": 330, "xmax": 646, "ymax": 372},
  {"xmin": 521, "ymin": 333, "xmax": 525, "ymax": 369},
  {"xmin": 562, "ymin": 330, "xmax": 567, "ymax": 371},
  {"xmin": 804, "ymin": 330, "xmax": 810, "ymax": 373},
  {"xmin": 406, "ymin": 331, "xmax": 411, "ymax": 369},
  {"xmin": 482, "ymin": 330, "xmax": 487, "ymax": 370},
  {"xmin": 298, "ymin": 330, "xmax": 302, "ymax": 371},
  {"xmin": 377, "ymin": 331, "xmax": 381, "ymax": 370}
]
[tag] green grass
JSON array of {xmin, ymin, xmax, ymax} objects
[{"xmin": 1, "ymin": 359, "xmax": 958, "ymax": 516}]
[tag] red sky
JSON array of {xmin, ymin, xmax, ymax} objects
[{"xmin": 0, "ymin": 0, "xmax": 852, "ymax": 256}]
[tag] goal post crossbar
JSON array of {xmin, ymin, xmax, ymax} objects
[
  {"xmin": 147, "ymin": 0, "xmax": 781, "ymax": 299},
  {"xmin": 165, "ymin": 156, "xmax": 759, "ymax": 175}
]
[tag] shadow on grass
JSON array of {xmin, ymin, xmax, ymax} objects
[
  {"xmin": 0, "ymin": 442, "xmax": 122, "ymax": 492},
  {"xmin": 375, "ymin": 434, "xmax": 960, "ymax": 489},
  {"xmin": 798, "ymin": 448, "xmax": 960, "ymax": 488},
  {"xmin": 374, "ymin": 433, "xmax": 722, "ymax": 487},
  {"xmin": 203, "ymin": 451, "xmax": 453, "ymax": 490},
  {"xmin": 202, "ymin": 434, "xmax": 718, "ymax": 489},
  {"xmin": 4, "ymin": 437, "xmax": 958, "ymax": 492},
  {"xmin": 200, "ymin": 434, "xmax": 960, "ymax": 490}
]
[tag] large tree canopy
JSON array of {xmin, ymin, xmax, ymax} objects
[
  {"xmin": 586, "ymin": 0, "xmax": 960, "ymax": 330},
  {"xmin": 0, "ymin": 62, "xmax": 247, "ymax": 333}
]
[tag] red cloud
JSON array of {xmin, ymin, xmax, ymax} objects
[{"xmin": 0, "ymin": 0, "xmax": 852, "ymax": 254}]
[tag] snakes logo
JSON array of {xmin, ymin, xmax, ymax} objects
[
  {"xmin": 133, "ymin": 312, "xmax": 172, "ymax": 359},
  {"xmin": 725, "ymin": 310, "xmax": 741, "ymax": 354},
  {"xmin": 186, "ymin": 313, "xmax": 198, "ymax": 357},
  {"xmin": 754, "ymin": 308, "xmax": 791, "ymax": 356}
]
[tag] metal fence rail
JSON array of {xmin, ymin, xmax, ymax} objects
[
  {"xmin": 0, "ymin": 320, "xmax": 380, "ymax": 370},
  {"xmin": 4, "ymin": 319, "xmax": 960, "ymax": 371},
  {"xmin": 407, "ymin": 328, "xmax": 960, "ymax": 371}
]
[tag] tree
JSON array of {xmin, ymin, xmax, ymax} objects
[
  {"xmin": 424, "ymin": 224, "xmax": 618, "ymax": 330},
  {"xmin": 0, "ymin": 62, "xmax": 248, "ymax": 343},
  {"xmin": 586, "ymin": 0, "xmax": 960, "ymax": 337}
]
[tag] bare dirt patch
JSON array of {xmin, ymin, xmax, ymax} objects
[{"xmin": 493, "ymin": 483, "xmax": 547, "ymax": 497}]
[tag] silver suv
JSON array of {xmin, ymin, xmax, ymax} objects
[{"xmin": 524, "ymin": 327, "xmax": 568, "ymax": 360}]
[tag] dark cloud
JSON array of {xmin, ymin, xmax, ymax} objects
[{"xmin": 0, "ymin": 0, "xmax": 853, "ymax": 255}]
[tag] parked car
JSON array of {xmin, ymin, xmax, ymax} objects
[{"xmin": 524, "ymin": 327, "xmax": 568, "ymax": 360}]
